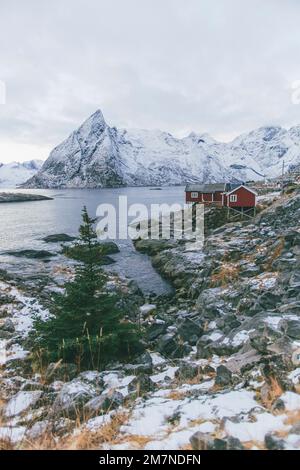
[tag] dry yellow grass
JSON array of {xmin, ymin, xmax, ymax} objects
[
  {"xmin": 210, "ymin": 263, "xmax": 240, "ymax": 287},
  {"xmin": 243, "ymin": 440, "xmax": 265, "ymax": 450},
  {"xmin": 283, "ymin": 410, "xmax": 300, "ymax": 427},
  {"xmin": 62, "ymin": 411, "xmax": 129, "ymax": 450},
  {"xmin": 13, "ymin": 411, "xmax": 130, "ymax": 450},
  {"xmin": 180, "ymin": 443, "xmax": 193, "ymax": 450},
  {"xmin": 166, "ymin": 390, "xmax": 186, "ymax": 401},
  {"xmin": 117, "ymin": 434, "xmax": 152, "ymax": 449},
  {"xmin": 0, "ymin": 439, "xmax": 15, "ymax": 450},
  {"xmin": 259, "ymin": 377, "xmax": 283, "ymax": 409},
  {"xmin": 264, "ymin": 237, "xmax": 285, "ymax": 270}
]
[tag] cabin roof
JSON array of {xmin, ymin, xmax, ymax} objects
[
  {"xmin": 185, "ymin": 182, "xmax": 257, "ymax": 195},
  {"xmin": 185, "ymin": 183, "xmax": 227, "ymax": 193},
  {"xmin": 226, "ymin": 184, "xmax": 258, "ymax": 196}
]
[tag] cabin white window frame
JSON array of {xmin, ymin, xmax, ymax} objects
[
  {"xmin": 191, "ymin": 192, "xmax": 198, "ymax": 199},
  {"xmin": 229, "ymin": 194, "xmax": 238, "ymax": 202}
]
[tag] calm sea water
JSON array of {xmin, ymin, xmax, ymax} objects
[{"xmin": 0, "ymin": 186, "xmax": 185, "ymax": 295}]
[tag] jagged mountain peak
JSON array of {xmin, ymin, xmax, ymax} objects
[
  {"xmin": 22, "ymin": 111, "xmax": 300, "ymax": 189},
  {"xmin": 185, "ymin": 131, "xmax": 217, "ymax": 145},
  {"xmin": 75, "ymin": 108, "xmax": 107, "ymax": 139},
  {"xmin": 83, "ymin": 108, "xmax": 106, "ymax": 126}
]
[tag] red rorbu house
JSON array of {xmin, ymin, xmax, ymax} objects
[{"xmin": 185, "ymin": 183, "xmax": 257, "ymax": 209}]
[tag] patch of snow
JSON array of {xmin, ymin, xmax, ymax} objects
[
  {"xmin": 150, "ymin": 366, "xmax": 179, "ymax": 384},
  {"xmin": 224, "ymin": 413, "xmax": 289, "ymax": 442},
  {"xmin": 150, "ymin": 352, "xmax": 166, "ymax": 366},
  {"xmin": 249, "ymin": 273, "xmax": 278, "ymax": 291},
  {"xmin": 179, "ymin": 390, "xmax": 260, "ymax": 427},
  {"xmin": 144, "ymin": 429, "xmax": 194, "ymax": 450},
  {"xmin": 0, "ymin": 160, "xmax": 43, "ymax": 188},
  {"xmin": 0, "ymin": 426, "xmax": 26, "ymax": 443},
  {"xmin": 4, "ymin": 391, "xmax": 43, "ymax": 418},
  {"xmin": 180, "ymin": 379, "xmax": 214, "ymax": 392},
  {"xmin": 288, "ymin": 368, "xmax": 300, "ymax": 385},
  {"xmin": 281, "ymin": 392, "xmax": 300, "ymax": 411},
  {"xmin": 85, "ymin": 413, "xmax": 113, "ymax": 432},
  {"xmin": 264, "ymin": 314, "xmax": 298, "ymax": 330},
  {"xmin": 121, "ymin": 397, "xmax": 182, "ymax": 437},
  {"xmin": 139, "ymin": 304, "xmax": 156, "ymax": 315},
  {"xmin": 208, "ymin": 331, "xmax": 223, "ymax": 342},
  {"xmin": 207, "ymin": 321, "xmax": 217, "ymax": 330},
  {"xmin": 197, "ymin": 421, "xmax": 216, "ymax": 433},
  {"xmin": 285, "ymin": 433, "xmax": 300, "ymax": 450},
  {"xmin": 231, "ymin": 329, "xmax": 255, "ymax": 347}
]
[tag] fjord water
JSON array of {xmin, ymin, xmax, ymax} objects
[{"xmin": 0, "ymin": 186, "xmax": 185, "ymax": 295}]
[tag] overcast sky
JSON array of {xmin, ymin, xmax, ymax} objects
[{"xmin": 1, "ymin": 0, "xmax": 300, "ymax": 163}]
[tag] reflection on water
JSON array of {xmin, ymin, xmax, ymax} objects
[{"xmin": 0, "ymin": 187, "xmax": 185, "ymax": 295}]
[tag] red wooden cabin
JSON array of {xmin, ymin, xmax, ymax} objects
[
  {"xmin": 224, "ymin": 185, "xmax": 257, "ymax": 208},
  {"xmin": 185, "ymin": 183, "xmax": 257, "ymax": 208}
]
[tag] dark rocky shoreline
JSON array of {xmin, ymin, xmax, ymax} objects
[{"xmin": 0, "ymin": 193, "xmax": 53, "ymax": 203}]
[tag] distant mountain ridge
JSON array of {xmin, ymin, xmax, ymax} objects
[
  {"xmin": 22, "ymin": 110, "xmax": 300, "ymax": 188},
  {"xmin": 0, "ymin": 160, "xmax": 43, "ymax": 188}
]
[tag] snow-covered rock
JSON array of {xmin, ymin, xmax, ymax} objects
[
  {"xmin": 23, "ymin": 110, "xmax": 300, "ymax": 189},
  {"xmin": 0, "ymin": 160, "xmax": 43, "ymax": 188},
  {"xmin": 4, "ymin": 391, "xmax": 43, "ymax": 418}
]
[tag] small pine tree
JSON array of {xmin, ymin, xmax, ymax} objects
[{"xmin": 32, "ymin": 206, "xmax": 142, "ymax": 370}]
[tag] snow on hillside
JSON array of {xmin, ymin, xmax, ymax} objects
[
  {"xmin": 0, "ymin": 160, "xmax": 43, "ymax": 188},
  {"xmin": 22, "ymin": 110, "xmax": 300, "ymax": 189}
]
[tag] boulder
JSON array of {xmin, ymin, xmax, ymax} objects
[
  {"xmin": 53, "ymin": 379, "xmax": 99, "ymax": 418},
  {"xmin": 134, "ymin": 239, "xmax": 175, "ymax": 256},
  {"xmin": 177, "ymin": 318, "xmax": 203, "ymax": 344},
  {"xmin": 0, "ymin": 330, "xmax": 13, "ymax": 339},
  {"xmin": 43, "ymin": 234, "xmax": 76, "ymax": 243},
  {"xmin": 215, "ymin": 365, "xmax": 232, "ymax": 387},
  {"xmin": 84, "ymin": 391, "xmax": 123, "ymax": 415},
  {"xmin": 226, "ymin": 347, "xmax": 262, "ymax": 374},
  {"xmin": 4, "ymin": 391, "xmax": 43, "ymax": 418},
  {"xmin": 190, "ymin": 432, "xmax": 214, "ymax": 450},
  {"xmin": 26, "ymin": 421, "xmax": 49, "ymax": 440},
  {"xmin": 265, "ymin": 433, "xmax": 286, "ymax": 450},
  {"xmin": 146, "ymin": 322, "xmax": 167, "ymax": 341},
  {"xmin": 175, "ymin": 363, "xmax": 202, "ymax": 381},
  {"xmin": 257, "ymin": 291, "xmax": 282, "ymax": 310},
  {"xmin": 190, "ymin": 432, "xmax": 244, "ymax": 450},
  {"xmin": 0, "ymin": 318, "xmax": 15, "ymax": 332},
  {"xmin": 77, "ymin": 370, "xmax": 104, "ymax": 387},
  {"xmin": 289, "ymin": 272, "xmax": 300, "ymax": 289},
  {"xmin": 196, "ymin": 337, "xmax": 212, "ymax": 359},
  {"xmin": 6, "ymin": 250, "xmax": 55, "ymax": 259},
  {"xmin": 139, "ymin": 304, "xmax": 156, "ymax": 318},
  {"xmin": 128, "ymin": 374, "xmax": 155, "ymax": 395},
  {"xmin": 124, "ymin": 352, "xmax": 153, "ymax": 375},
  {"xmin": 282, "ymin": 320, "xmax": 300, "ymax": 340},
  {"xmin": 157, "ymin": 333, "xmax": 191, "ymax": 358}
]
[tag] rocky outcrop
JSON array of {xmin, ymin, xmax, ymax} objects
[{"xmin": 0, "ymin": 193, "xmax": 52, "ymax": 203}]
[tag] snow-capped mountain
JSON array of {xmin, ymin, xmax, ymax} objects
[
  {"xmin": 22, "ymin": 110, "xmax": 300, "ymax": 189},
  {"xmin": 0, "ymin": 160, "xmax": 43, "ymax": 188}
]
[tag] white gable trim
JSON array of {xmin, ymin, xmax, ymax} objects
[{"xmin": 225, "ymin": 185, "xmax": 258, "ymax": 197}]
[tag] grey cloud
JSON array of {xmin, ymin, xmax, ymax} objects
[{"xmin": 0, "ymin": 0, "xmax": 300, "ymax": 162}]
